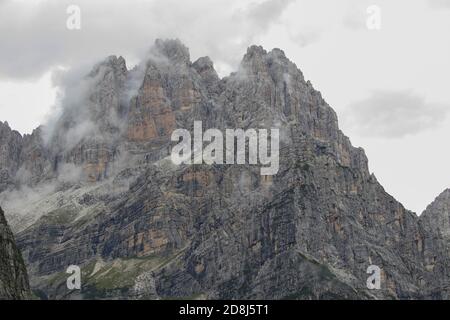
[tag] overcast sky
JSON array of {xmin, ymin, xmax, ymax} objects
[{"xmin": 1, "ymin": 0, "xmax": 450, "ymax": 214}]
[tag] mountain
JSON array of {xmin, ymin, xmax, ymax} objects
[
  {"xmin": 419, "ymin": 189, "xmax": 450, "ymax": 298},
  {"xmin": 0, "ymin": 39, "xmax": 449, "ymax": 299},
  {"xmin": 0, "ymin": 206, "xmax": 31, "ymax": 299}
]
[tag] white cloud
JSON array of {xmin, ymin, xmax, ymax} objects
[
  {"xmin": 0, "ymin": 71, "xmax": 57, "ymax": 134},
  {"xmin": 343, "ymin": 90, "xmax": 450, "ymax": 138},
  {"xmin": 0, "ymin": 0, "xmax": 295, "ymax": 81},
  {"xmin": 428, "ymin": 0, "xmax": 450, "ymax": 9}
]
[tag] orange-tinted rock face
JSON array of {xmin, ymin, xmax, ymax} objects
[
  {"xmin": 128, "ymin": 230, "xmax": 169, "ymax": 257},
  {"xmin": 141, "ymin": 80, "xmax": 165, "ymax": 107},
  {"xmin": 176, "ymin": 81, "xmax": 202, "ymax": 111},
  {"xmin": 84, "ymin": 160, "xmax": 108, "ymax": 182},
  {"xmin": 180, "ymin": 168, "xmax": 215, "ymax": 197},
  {"xmin": 154, "ymin": 109, "xmax": 176, "ymax": 137},
  {"xmin": 127, "ymin": 80, "xmax": 176, "ymax": 142},
  {"xmin": 64, "ymin": 143, "xmax": 113, "ymax": 182},
  {"xmin": 127, "ymin": 118, "xmax": 158, "ymax": 141}
]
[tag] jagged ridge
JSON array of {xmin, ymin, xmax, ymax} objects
[{"xmin": 0, "ymin": 39, "xmax": 449, "ymax": 299}]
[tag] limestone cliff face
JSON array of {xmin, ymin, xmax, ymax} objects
[
  {"xmin": 0, "ymin": 122, "xmax": 51, "ymax": 190},
  {"xmin": 0, "ymin": 122, "xmax": 22, "ymax": 192},
  {"xmin": 0, "ymin": 207, "xmax": 31, "ymax": 299},
  {"xmin": 420, "ymin": 189, "xmax": 450, "ymax": 299},
  {"xmin": 1, "ymin": 39, "xmax": 449, "ymax": 299}
]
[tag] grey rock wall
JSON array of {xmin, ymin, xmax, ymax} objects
[
  {"xmin": 0, "ymin": 206, "xmax": 31, "ymax": 299},
  {"xmin": 0, "ymin": 39, "xmax": 449, "ymax": 299}
]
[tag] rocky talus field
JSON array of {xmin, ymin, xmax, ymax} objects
[{"xmin": 0, "ymin": 39, "xmax": 450, "ymax": 299}]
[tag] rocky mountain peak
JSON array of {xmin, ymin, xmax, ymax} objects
[
  {"xmin": 192, "ymin": 56, "xmax": 215, "ymax": 75},
  {"xmin": 0, "ymin": 120, "xmax": 10, "ymax": 130},
  {"xmin": 107, "ymin": 55, "xmax": 128, "ymax": 80},
  {"xmin": 419, "ymin": 189, "xmax": 450, "ymax": 298},
  {"xmin": 238, "ymin": 45, "xmax": 304, "ymax": 88},
  {"xmin": 192, "ymin": 56, "xmax": 220, "ymax": 93},
  {"xmin": 241, "ymin": 45, "xmax": 287, "ymax": 66},
  {"xmin": 0, "ymin": 121, "xmax": 20, "ymax": 138},
  {"xmin": 153, "ymin": 38, "xmax": 191, "ymax": 65},
  {"xmin": 88, "ymin": 54, "xmax": 128, "ymax": 89},
  {"xmin": 0, "ymin": 121, "xmax": 23, "ymax": 192},
  {"xmin": 423, "ymin": 189, "xmax": 450, "ymax": 216},
  {"xmin": 270, "ymin": 47, "xmax": 287, "ymax": 58},
  {"xmin": 2, "ymin": 40, "xmax": 450, "ymax": 300},
  {"xmin": 240, "ymin": 45, "xmax": 269, "ymax": 75},
  {"xmin": 245, "ymin": 44, "xmax": 268, "ymax": 58},
  {"xmin": 98, "ymin": 54, "xmax": 127, "ymax": 70},
  {"xmin": 421, "ymin": 189, "xmax": 450, "ymax": 236}
]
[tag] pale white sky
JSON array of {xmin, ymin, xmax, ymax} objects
[{"xmin": 0, "ymin": 0, "xmax": 450, "ymax": 214}]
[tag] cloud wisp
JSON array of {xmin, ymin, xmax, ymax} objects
[
  {"xmin": 343, "ymin": 90, "xmax": 450, "ymax": 138},
  {"xmin": 428, "ymin": 0, "xmax": 450, "ymax": 9},
  {"xmin": 0, "ymin": 0, "xmax": 295, "ymax": 81}
]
